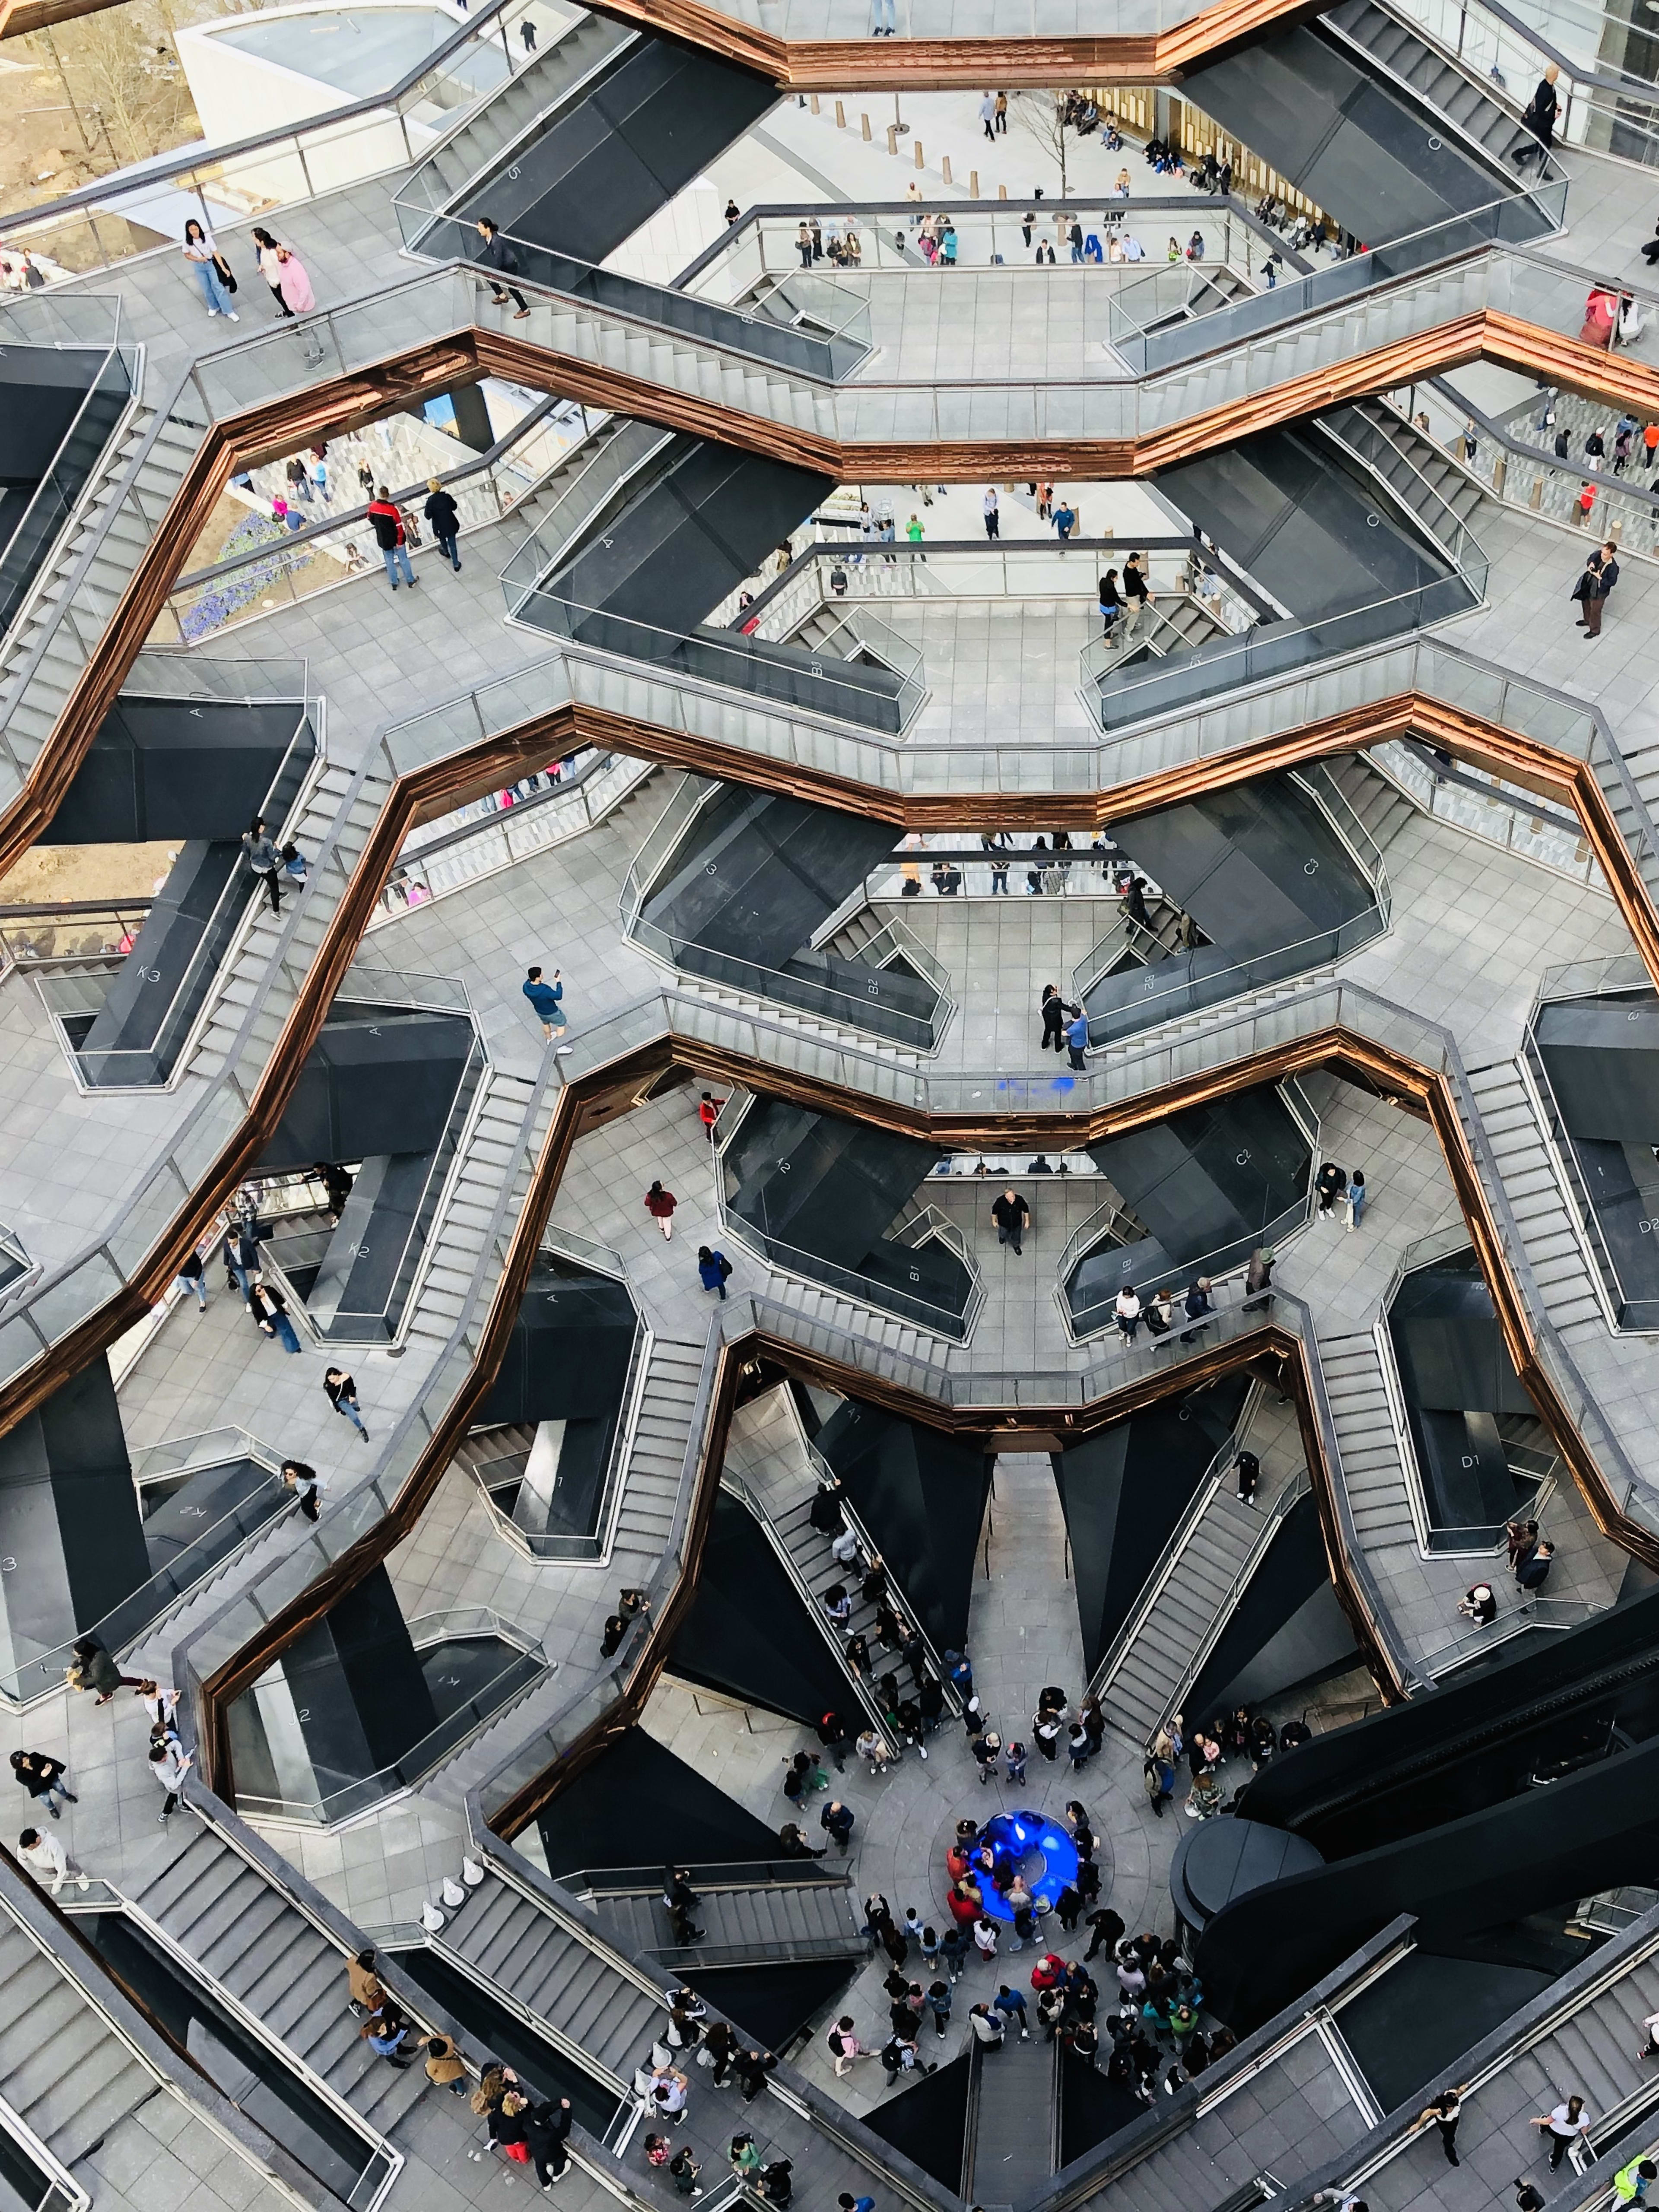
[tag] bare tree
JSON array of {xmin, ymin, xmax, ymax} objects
[{"xmin": 1010, "ymin": 89, "xmax": 1071, "ymax": 199}]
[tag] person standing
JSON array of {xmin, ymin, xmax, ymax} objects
[
  {"xmin": 1065, "ymin": 1007, "xmax": 1089, "ymax": 1071},
  {"xmin": 368, "ymin": 487, "xmax": 416, "ymax": 591},
  {"xmin": 1583, "ymin": 541, "xmax": 1620, "ymax": 637},
  {"xmin": 1420, "ymin": 2091, "xmax": 1462, "ymax": 2166},
  {"xmin": 521, "ymin": 17, "xmax": 537, "ymax": 50},
  {"xmin": 983, "ymin": 487, "xmax": 1000, "ymax": 538},
  {"xmin": 139, "ymin": 1680, "xmax": 179, "ymax": 1737},
  {"xmin": 1235, "ymin": 1448, "xmax": 1261, "ymax": 1503},
  {"xmin": 17, "ymin": 1827, "xmax": 90, "ymax": 1895},
  {"xmin": 1315, "ymin": 1161, "xmax": 1348, "ymax": 1215},
  {"xmin": 734, "ymin": 2048, "xmax": 775, "ymax": 2102},
  {"xmin": 1040, "ymin": 982, "xmax": 1068, "ymax": 1052},
  {"xmin": 645, "ymin": 1182, "xmax": 677, "ymax": 1239},
  {"xmin": 979, "ymin": 90, "xmax": 998, "ymax": 140},
  {"xmin": 324, "ymin": 1367, "xmax": 369, "ymax": 1441},
  {"xmin": 181, "ymin": 220, "xmax": 238, "ymax": 319},
  {"xmin": 251, "ymin": 228, "xmax": 292, "ymax": 316},
  {"xmin": 1534, "ymin": 2095, "xmax": 1592, "ymax": 2169},
  {"xmin": 697, "ymin": 1246, "xmax": 733, "ymax": 1300},
  {"xmin": 11, "ymin": 1750, "xmax": 77, "ymax": 1819},
  {"xmin": 149, "ymin": 1736, "xmax": 192, "ymax": 1823},
  {"xmin": 1121, "ymin": 552, "xmax": 1150, "ymax": 636},
  {"xmin": 698, "ymin": 1092, "xmax": 726, "ymax": 1142},
  {"xmin": 1099, "ymin": 567, "xmax": 1122, "ymax": 637},
  {"xmin": 424, "ymin": 479, "xmax": 462, "ymax": 571},
  {"xmin": 1345, "ymin": 1170, "xmax": 1367, "ymax": 1230},
  {"xmin": 821, "ymin": 1799, "xmax": 855, "ymax": 1850},
  {"xmin": 521, "ymin": 965, "xmax": 568, "ymax": 1043},
  {"xmin": 273, "ymin": 245, "xmax": 315, "ymax": 316},
  {"xmin": 283, "ymin": 1460, "xmax": 322, "ymax": 1522},
  {"xmin": 242, "ymin": 818, "xmax": 283, "ymax": 915},
  {"xmin": 992, "ymin": 1186, "xmax": 1031, "ymax": 1256},
  {"xmin": 1516, "ymin": 1540, "xmax": 1555, "ymax": 1592}
]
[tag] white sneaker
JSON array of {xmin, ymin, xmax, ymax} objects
[{"xmin": 227, "ymin": 311, "xmax": 239, "ymax": 321}]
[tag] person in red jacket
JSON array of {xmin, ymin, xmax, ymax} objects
[
  {"xmin": 366, "ymin": 486, "xmax": 416, "ymax": 591},
  {"xmin": 644, "ymin": 1181, "xmax": 677, "ymax": 1239}
]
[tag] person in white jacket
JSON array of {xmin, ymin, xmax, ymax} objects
[
  {"xmin": 17, "ymin": 1826, "xmax": 89, "ymax": 1894},
  {"xmin": 149, "ymin": 1741, "xmax": 191, "ymax": 1823}
]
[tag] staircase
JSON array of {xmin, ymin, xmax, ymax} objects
[
  {"xmin": 186, "ymin": 756, "xmax": 391, "ymax": 1081},
  {"xmin": 0, "ymin": 1906, "xmax": 157, "ymax": 2169},
  {"xmin": 1589, "ymin": 738, "xmax": 1659, "ymax": 919},
  {"xmin": 1322, "ymin": 395, "xmax": 1488, "ymax": 566},
  {"xmin": 962, "ymin": 2028, "xmax": 1058, "ymax": 2201},
  {"xmin": 1143, "ymin": 254, "xmax": 1489, "ymax": 431},
  {"xmin": 584, "ymin": 1873, "xmax": 862, "ymax": 1968},
  {"xmin": 1322, "ymin": 0, "xmax": 1533, "ymax": 170},
  {"xmin": 1319, "ymin": 749, "xmax": 1421, "ymax": 857},
  {"xmin": 432, "ymin": 1869, "xmax": 665, "ymax": 2091},
  {"xmin": 1095, "ymin": 1483, "xmax": 1276, "ymax": 1744},
  {"xmin": 126, "ymin": 1826, "xmax": 429, "ymax": 2142},
  {"xmin": 0, "ymin": 397, "xmax": 208, "ymax": 782},
  {"xmin": 499, "ymin": 418, "xmax": 677, "ymax": 610},
  {"xmin": 398, "ymin": 13, "xmax": 640, "ymax": 243},
  {"xmin": 1465, "ymin": 1061, "xmax": 1605, "ymax": 1331},
  {"xmin": 398, "ymin": 1068, "xmax": 545, "ymax": 1351},
  {"xmin": 1335, "ymin": 1931, "xmax": 1659, "ymax": 2211},
  {"xmin": 609, "ymin": 1334, "xmax": 705, "ymax": 1567},
  {"xmin": 721, "ymin": 1385, "xmax": 913, "ymax": 1747},
  {"xmin": 1316, "ymin": 1327, "xmax": 1421, "ymax": 1553}
]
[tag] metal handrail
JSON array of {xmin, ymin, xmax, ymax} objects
[
  {"xmin": 565, "ymin": 1859, "xmax": 851, "ymax": 1893},
  {"xmin": 719, "ymin": 1201, "xmax": 979, "ymax": 1343},
  {"xmin": 734, "ymin": 1465, "xmax": 906, "ymax": 1749},
  {"xmin": 1412, "ymin": 1595, "xmax": 1604, "ymax": 1677},
  {"xmin": 797, "ymin": 1426, "xmax": 965, "ymax": 1715},
  {"xmin": 1318, "ymin": 403, "xmax": 1489, "ymax": 590},
  {"xmin": 1088, "ymin": 1392, "xmax": 1262, "ymax": 1701},
  {"xmin": 0, "ymin": 298, "xmax": 133, "ymax": 647},
  {"xmin": 1522, "ymin": 1033, "xmax": 1657, "ymax": 1332},
  {"xmin": 0, "ymin": 0, "xmax": 536, "ymax": 239},
  {"xmin": 1157, "ymin": 1473, "xmax": 1313, "ymax": 1736},
  {"xmin": 1062, "ymin": 1198, "xmax": 1310, "ymax": 1343},
  {"xmin": 237, "ymin": 1612, "xmax": 550, "ymax": 1825},
  {"xmin": 174, "ymin": 392, "xmax": 572, "ymax": 594},
  {"xmin": 498, "ymin": 420, "xmax": 676, "ymax": 610},
  {"xmin": 1, "ymin": 1433, "xmax": 294, "ymax": 1713}
]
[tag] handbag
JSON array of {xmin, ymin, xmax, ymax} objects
[{"xmin": 213, "ymin": 253, "xmax": 238, "ymax": 294}]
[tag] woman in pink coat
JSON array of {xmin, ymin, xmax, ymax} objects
[{"xmin": 275, "ymin": 245, "xmax": 315, "ymax": 316}]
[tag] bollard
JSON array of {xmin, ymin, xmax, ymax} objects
[
  {"xmin": 835, "ymin": 99, "xmax": 845, "ymax": 126},
  {"xmin": 810, "ymin": 92, "xmax": 820, "ymax": 112},
  {"xmin": 998, "ymin": 182, "xmax": 1007, "ymax": 198},
  {"xmin": 970, "ymin": 168, "xmax": 979, "ymax": 196},
  {"xmin": 861, "ymin": 111, "xmax": 872, "ymax": 139},
  {"xmin": 914, "ymin": 137, "xmax": 924, "ymax": 166},
  {"xmin": 941, "ymin": 154, "xmax": 952, "ymax": 183},
  {"xmin": 887, "ymin": 124, "xmax": 898, "ymax": 154}
]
